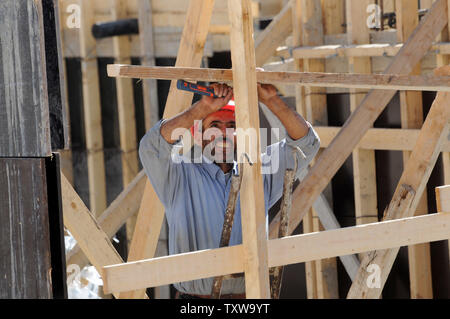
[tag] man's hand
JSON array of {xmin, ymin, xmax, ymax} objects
[
  {"xmin": 257, "ymin": 83, "xmax": 279, "ymax": 106},
  {"xmin": 201, "ymin": 83, "xmax": 233, "ymax": 114},
  {"xmin": 257, "ymin": 83, "xmax": 310, "ymax": 141}
]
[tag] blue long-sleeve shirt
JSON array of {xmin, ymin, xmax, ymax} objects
[{"xmin": 139, "ymin": 119, "xmax": 320, "ymax": 295}]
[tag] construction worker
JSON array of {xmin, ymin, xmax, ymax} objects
[{"xmin": 139, "ymin": 83, "xmax": 320, "ymax": 299}]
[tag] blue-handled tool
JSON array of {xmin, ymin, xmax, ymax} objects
[{"xmin": 177, "ymin": 80, "xmax": 218, "ymax": 98}]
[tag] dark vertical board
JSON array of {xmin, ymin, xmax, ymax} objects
[
  {"xmin": 0, "ymin": 0, "xmax": 51, "ymax": 157},
  {"xmin": 98, "ymin": 58, "xmax": 120, "ymax": 149},
  {"xmin": 65, "ymin": 58, "xmax": 85, "ymax": 150},
  {"xmin": 42, "ymin": 0, "xmax": 69, "ymax": 150},
  {"xmin": 45, "ymin": 154, "xmax": 68, "ymax": 299},
  {"xmin": 132, "ymin": 57, "xmax": 146, "ymax": 161},
  {"xmin": 0, "ymin": 158, "xmax": 53, "ymax": 298}
]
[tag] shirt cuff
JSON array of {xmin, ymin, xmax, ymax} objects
[{"xmin": 285, "ymin": 122, "xmax": 320, "ymax": 154}]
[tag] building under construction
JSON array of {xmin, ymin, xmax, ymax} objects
[{"xmin": 1, "ymin": 0, "xmax": 449, "ymax": 300}]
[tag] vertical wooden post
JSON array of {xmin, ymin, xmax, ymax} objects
[
  {"xmin": 396, "ymin": 0, "xmax": 433, "ymax": 299},
  {"xmin": 77, "ymin": 0, "xmax": 107, "ymax": 217},
  {"xmin": 110, "ymin": 0, "xmax": 140, "ymax": 248},
  {"xmin": 122, "ymin": 0, "xmax": 216, "ymax": 299},
  {"xmin": 137, "ymin": 1, "xmax": 167, "ymax": 297},
  {"xmin": 111, "ymin": 0, "xmax": 139, "ymax": 187},
  {"xmin": 228, "ymin": 0, "xmax": 271, "ymax": 299},
  {"xmin": 346, "ymin": 0, "xmax": 379, "ymax": 256},
  {"xmin": 292, "ymin": 0, "xmax": 317, "ymax": 299},
  {"xmin": 384, "ymin": 0, "xmax": 395, "ymax": 12},
  {"xmin": 435, "ymin": 0, "xmax": 450, "ymax": 266},
  {"xmin": 295, "ymin": 0, "xmax": 339, "ymax": 299},
  {"xmin": 436, "ymin": 185, "xmax": 450, "ymax": 212},
  {"xmin": 321, "ymin": 0, "xmax": 345, "ymax": 36},
  {"xmin": 138, "ymin": 0, "xmax": 159, "ymax": 130},
  {"xmin": 313, "ymin": 0, "xmax": 339, "ymax": 299}
]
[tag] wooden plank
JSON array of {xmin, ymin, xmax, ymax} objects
[
  {"xmin": 66, "ymin": 170, "xmax": 146, "ymax": 270},
  {"xmin": 104, "ymin": 245, "xmax": 245, "ymax": 294},
  {"xmin": 277, "ymin": 42, "xmax": 450, "ymax": 60},
  {"xmin": 347, "ymin": 69, "xmax": 450, "ymax": 298},
  {"xmin": 347, "ymin": 0, "xmax": 379, "ymax": 257},
  {"xmin": 60, "ymin": 173, "xmax": 123, "ymax": 299},
  {"xmin": 110, "ymin": 0, "xmax": 140, "ymax": 252},
  {"xmin": 107, "ymin": 65, "xmax": 450, "ymax": 92},
  {"xmin": 322, "ymin": 0, "xmax": 345, "ymax": 36},
  {"xmin": 436, "ymin": 185, "xmax": 450, "ymax": 212},
  {"xmin": 228, "ymin": 0, "xmax": 270, "ymax": 299},
  {"xmin": 111, "ymin": 0, "xmax": 139, "ymax": 186},
  {"xmin": 42, "ymin": 0, "xmax": 69, "ymax": 151},
  {"xmin": 303, "ymin": 210, "xmax": 318, "ymax": 298},
  {"xmin": 0, "ymin": 158, "xmax": 53, "ymax": 298},
  {"xmin": 313, "ymin": 0, "xmax": 341, "ymax": 298},
  {"xmin": 59, "ymin": 0, "xmax": 258, "ymax": 57},
  {"xmin": 270, "ymin": 214, "xmax": 450, "ymax": 268},
  {"xmin": 292, "ymin": 0, "xmax": 305, "ymax": 120},
  {"xmin": 138, "ymin": 0, "xmax": 159, "ymax": 130},
  {"xmin": 77, "ymin": 0, "xmax": 107, "ymax": 217},
  {"xmin": 316, "ymin": 126, "xmax": 450, "ymax": 152},
  {"xmin": 291, "ymin": 1, "xmax": 317, "ymax": 298},
  {"xmin": 383, "ymin": 0, "xmax": 395, "ymax": 12},
  {"xmin": 268, "ymin": 0, "xmax": 449, "ymax": 241},
  {"xmin": 0, "ymin": 0, "xmax": 52, "ymax": 157},
  {"xmin": 60, "ymin": 0, "xmax": 248, "ymax": 25},
  {"xmin": 396, "ymin": 0, "xmax": 433, "ymax": 299},
  {"xmin": 420, "ymin": 0, "xmax": 435, "ymax": 9},
  {"xmin": 259, "ymin": 0, "xmax": 284, "ymax": 18},
  {"xmin": 101, "ymin": 212, "xmax": 450, "ymax": 293},
  {"xmin": 61, "ymin": 26, "xmax": 214, "ymax": 59},
  {"xmin": 435, "ymin": 0, "xmax": 450, "ymax": 266},
  {"xmin": 122, "ymin": 0, "xmax": 216, "ymax": 300},
  {"xmin": 255, "ymin": 1, "xmax": 293, "ymax": 67},
  {"xmin": 300, "ymin": 0, "xmax": 337, "ymax": 299}
]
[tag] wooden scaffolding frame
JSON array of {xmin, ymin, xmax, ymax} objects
[{"xmin": 60, "ymin": 0, "xmax": 450, "ymax": 299}]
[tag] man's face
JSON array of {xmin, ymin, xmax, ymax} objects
[{"xmin": 201, "ymin": 111, "xmax": 236, "ymax": 163}]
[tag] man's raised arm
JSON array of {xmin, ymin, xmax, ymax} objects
[{"xmin": 257, "ymin": 83, "xmax": 310, "ymax": 141}]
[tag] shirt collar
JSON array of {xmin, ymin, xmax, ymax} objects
[{"xmin": 200, "ymin": 155, "xmax": 239, "ymax": 180}]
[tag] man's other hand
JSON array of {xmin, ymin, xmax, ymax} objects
[{"xmin": 257, "ymin": 83, "xmax": 279, "ymax": 106}]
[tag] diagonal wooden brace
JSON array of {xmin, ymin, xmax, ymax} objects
[
  {"xmin": 268, "ymin": 0, "xmax": 449, "ymax": 240},
  {"xmin": 347, "ymin": 66, "xmax": 450, "ymax": 299}
]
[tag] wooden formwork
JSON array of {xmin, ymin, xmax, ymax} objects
[{"xmin": 59, "ymin": 0, "xmax": 450, "ymax": 299}]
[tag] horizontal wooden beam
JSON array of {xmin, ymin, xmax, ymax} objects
[
  {"xmin": 316, "ymin": 127, "xmax": 450, "ymax": 152},
  {"xmin": 60, "ymin": 0, "xmax": 260, "ymax": 30},
  {"xmin": 107, "ymin": 65, "xmax": 450, "ymax": 92},
  {"xmin": 275, "ymin": 42, "xmax": 450, "ymax": 59},
  {"xmin": 102, "ymin": 212, "xmax": 450, "ymax": 294}
]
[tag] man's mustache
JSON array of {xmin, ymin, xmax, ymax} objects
[{"xmin": 211, "ymin": 136, "xmax": 234, "ymax": 147}]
